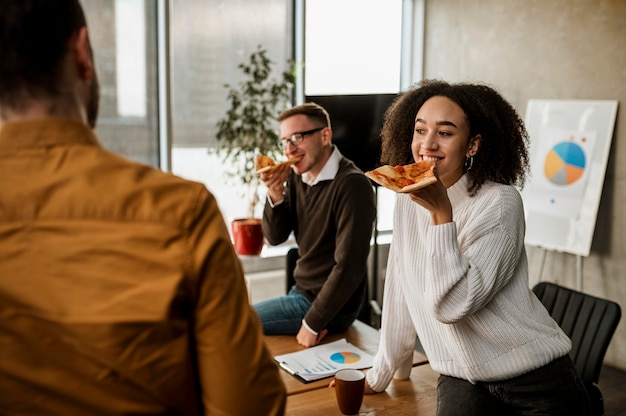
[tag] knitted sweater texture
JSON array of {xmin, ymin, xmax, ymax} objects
[{"xmin": 366, "ymin": 175, "xmax": 571, "ymax": 392}]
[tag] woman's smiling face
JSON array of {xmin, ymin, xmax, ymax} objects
[{"xmin": 411, "ymin": 96, "xmax": 480, "ymax": 188}]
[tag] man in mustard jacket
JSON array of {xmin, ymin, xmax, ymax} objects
[{"xmin": 0, "ymin": 1, "xmax": 285, "ymax": 414}]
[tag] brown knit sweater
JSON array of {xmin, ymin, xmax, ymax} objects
[{"xmin": 262, "ymin": 155, "xmax": 376, "ymax": 332}]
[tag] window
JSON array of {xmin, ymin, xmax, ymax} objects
[
  {"xmin": 83, "ymin": 0, "xmax": 159, "ymax": 166},
  {"xmin": 170, "ymin": 0, "xmax": 293, "ymax": 223},
  {"xmin": 300, "ymin": 0, "xmax": 424, "ymax": 232},
  {"xmin": 304, "ymin": 0, "xmax": 403, "ymax": 95}
]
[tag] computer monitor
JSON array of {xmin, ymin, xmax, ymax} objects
[{"xmin": 304, "ymin": 93, "xmax": 398, "ymax": 173}]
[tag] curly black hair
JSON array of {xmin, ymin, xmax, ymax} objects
[{"xmin": 380, "ymin": 79, "xmax": 530, "ymax": 195}]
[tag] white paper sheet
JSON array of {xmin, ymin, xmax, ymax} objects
[{"xmin": 274, "ymin": 338, "xmax": 374, "ymax": 382}]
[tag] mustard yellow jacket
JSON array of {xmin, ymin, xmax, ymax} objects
[{"xmin": 0, "ymin": 119, "xmax": 285, "ymax": 415}]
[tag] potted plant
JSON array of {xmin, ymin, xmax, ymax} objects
[{"xmin": 212, "ymin": 45, "xmax": 295, "ymax": 255}]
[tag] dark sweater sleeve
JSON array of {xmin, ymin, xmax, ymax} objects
[{"xmin": 261, "ymin": 172, "xmax": 297, "ymax": 246}]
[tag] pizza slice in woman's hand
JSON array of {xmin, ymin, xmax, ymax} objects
[{"xmin": 365, "ymin": 161, "xmax": 437, "ymax": 193}]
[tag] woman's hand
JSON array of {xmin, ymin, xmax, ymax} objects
[
  {"xmin": 363, "ymin": 381, "xmax": 376, "ymax": 394},
  {"xmin": 408, "ymin": 167, "xmax": 453, "ymax": 225}
]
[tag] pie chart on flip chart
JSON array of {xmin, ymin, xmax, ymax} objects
[
  {"xmin": 544, "ymin": 141, "xmax": 586, "ymax": 186},
  {"xmin": 330, "ymin": 351, "xmax": 361, "ymax": 364}
]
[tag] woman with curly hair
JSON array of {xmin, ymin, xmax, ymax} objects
[{"xmin": 363, "ymin": 80, "xmax": 592, "ymax": 415}]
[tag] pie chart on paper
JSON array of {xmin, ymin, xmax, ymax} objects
[
  {"xmin": 330, "ymin": 351, "xmax": 361, "ymax": 364},
  {"xmin": 544, "ymin": 141, "xmax": 586, "ymax": 186}
]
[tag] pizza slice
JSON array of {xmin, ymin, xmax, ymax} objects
[
  {"xmin": 365, "ymin": 161, "xmax": 437, "ymax": 193},
  {"xmin": 254, "ymin": 153, "xmax": 302, "ymax": 174}
]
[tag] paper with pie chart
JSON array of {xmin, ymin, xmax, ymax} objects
[
  {"xmin": 544, "ymin": 141, "xmax": 586, "ymax": 186},
  {"xmin": 524, "ymin": 127, "xmax": 596, "ymax": 220},
  {"xmin": 274, "ymin": 338, "xmax": 374, "ymax": 382},
  {"xmin": 521, "ymin": 99, "xmax": 617, "ymax": 257}
]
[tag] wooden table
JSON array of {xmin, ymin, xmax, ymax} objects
[
  {"xmin": 285, "ymin": 364, "xmax": 439, "ymax": 415},
  {"xmin": 264, "ymin": 320, "xmax": 429, "ymax": 396}
]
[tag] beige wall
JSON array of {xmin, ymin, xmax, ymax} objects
[{"xmin": 421, "ymin": 0, "xmax": 626, "ymax": 370}]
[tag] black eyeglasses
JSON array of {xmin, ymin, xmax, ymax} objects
[{"xmin": 277, "ymin": 127, "xmax": 325, "ymax": 149}]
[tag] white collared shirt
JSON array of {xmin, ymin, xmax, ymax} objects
[{"xmin": 302, "ymin": 146, "xmax": 340, "ymax": 186}]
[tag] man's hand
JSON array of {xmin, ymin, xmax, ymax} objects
[
  {"xmin": 260, "ymin": 163, "xmax": 291, "ymax": 204},
  {"xmin": 296, "ymin": 325, "xmax": 328, "ymax": 347}
]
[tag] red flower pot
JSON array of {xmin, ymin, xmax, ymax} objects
[{"xmin": 231, "ymin": 218, "xmax": 264, "ymax": 256}]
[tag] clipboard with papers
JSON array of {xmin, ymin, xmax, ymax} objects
[{"xmin": 273, "ymin": 338, "xmax": 374, "ymax": 383}]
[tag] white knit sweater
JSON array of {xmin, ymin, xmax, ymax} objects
[{"xmin": 367, "ymin": 175, "xmax": 571, "ymax": 392}]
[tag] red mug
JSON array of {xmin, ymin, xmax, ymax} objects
[{"xmin": 231, "ymin": 218, "xmax": 264, "ymax": 256}]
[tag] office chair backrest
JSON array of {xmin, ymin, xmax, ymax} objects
[
  {"xmin": 532, "ymin": 281, "xmax": 621, "ymax": 385},
  {"xmin": 285, "ymin": 247, "xmax": 299, "ymax": 293}
]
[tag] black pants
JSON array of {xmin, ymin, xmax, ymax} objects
[{"xmin": 436, "ymin": 355, "xmax": 593, "ymax": 416}]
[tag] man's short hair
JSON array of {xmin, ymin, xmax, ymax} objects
[
  {"xmin": 277, "ymin": 102, "xmax": 332, "ymax": 129},
  {"xmin": 0, "ymin": 0, "xmax": 87, "ymax": 107}
]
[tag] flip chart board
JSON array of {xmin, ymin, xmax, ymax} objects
[{"xmin": 521, "ymin": 99, "xmax": 618, "ymax": 257}]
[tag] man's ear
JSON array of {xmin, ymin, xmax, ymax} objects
[
  {"xmin": 72, "ymin": 27, "xmax": 94, "ymax": 80},
  {"xmin": 468, "ymin": 134, "xmax": 481, "ymax": 157},
  {"xmin": 321, "ymin": 127, "xmax": 332, "ymax": 146}
]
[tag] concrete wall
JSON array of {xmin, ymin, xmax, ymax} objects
[{"xmin": 420, "ymin": 0, "xmax": 625, "ymax": 369}]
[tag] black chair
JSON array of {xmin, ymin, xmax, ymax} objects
[
  {"xmin": 532, "ymin": 281, "xmax": 621, "ymax": 416},
  {"xmin": 285, "ymin": 247, "xmax": 299, "ymax": 294},
  {"xmin": 285, "ymin": 247, "xmax": 380, "ymax": 327}
]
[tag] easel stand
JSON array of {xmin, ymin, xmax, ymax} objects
[{"xmin": 534, "ymin": 248, "xmax": 583, "ymax": 291}]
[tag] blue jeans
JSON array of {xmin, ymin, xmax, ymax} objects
[
  {"xmin": 253, "ymin": 286, "xmax": 357, "ymax": 335},
  {"xmin": 436, "ymin": 355, "xmax": 593, "ymax": 416}
]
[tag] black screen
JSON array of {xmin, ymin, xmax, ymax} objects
[{"xmin": 305, "ymin": 94, "xmax": 397, "ymax": 173}]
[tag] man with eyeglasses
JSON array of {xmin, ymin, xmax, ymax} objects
[{"xmin": 254, "ymin": 102, "xmax": 376, "ymax": 348}]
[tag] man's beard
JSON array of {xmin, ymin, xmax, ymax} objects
[{"xmin": 86, "ymin": 73, "xmax": 100, "ymax": 129}]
